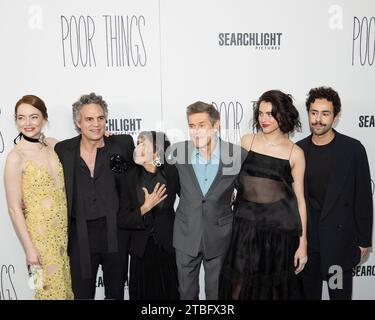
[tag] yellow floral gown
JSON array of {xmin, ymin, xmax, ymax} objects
[{"xmin": 22, "ymin": 153, "xmax": 73, "ymax": 300}]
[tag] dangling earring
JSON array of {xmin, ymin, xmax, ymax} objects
[
  {"xmin": 152, "ymin": 155, "xmax": 161, "ymax": 167},
  {"xmin": 38, "ymin": 132, "xmax": 47, "ymax": 146}
]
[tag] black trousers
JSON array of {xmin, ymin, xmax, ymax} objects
[
  {"xmin": 301, "ymin": 251, "xmax": 353, "ymax": 300},
  {"xmin": 69, "ymin": 220, "xmax": 129, "ymax": 300}
]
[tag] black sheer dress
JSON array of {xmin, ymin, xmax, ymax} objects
[{"xmin": 219, "ymin": 147, "xmax": 302, "ymax": 300}]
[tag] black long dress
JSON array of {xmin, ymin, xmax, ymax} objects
[
  {"xmin": 219, "ymin": 150, "xmax": 302, "ymax": 300},
  {"xmin": 118, "ymin": 164, "xmax": 180, "ymax": 300}
]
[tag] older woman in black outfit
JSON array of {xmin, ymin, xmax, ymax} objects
[{"xmin": 118, "ymin": 131, "xmax": 179, "ymax": 300}]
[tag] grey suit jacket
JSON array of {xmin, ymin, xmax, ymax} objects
[{"xmin": 170, "ymin": 139, "xmax": 247, "ymax": 259}]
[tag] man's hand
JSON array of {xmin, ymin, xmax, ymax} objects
[{"xmin": 359, "ymin": 246, "xmax": 370, "ymax": 257}]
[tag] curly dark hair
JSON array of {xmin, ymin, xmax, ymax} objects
[
  {"xmin": 253, "ymin": 90, "xmax": 301, "ymax": 134},
  {"xmin": 305, "ymin": 86, "xmax": 341, "ymax": 116}
]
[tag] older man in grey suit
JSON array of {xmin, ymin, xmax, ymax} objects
[{"xmin": 170, "ymin": 101, "xmax": 247, "ymax": 300}]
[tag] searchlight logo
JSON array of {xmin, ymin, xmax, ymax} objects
[{"xmin": 218, "ymin": 32, "xmax": 282, "ymax": 50}]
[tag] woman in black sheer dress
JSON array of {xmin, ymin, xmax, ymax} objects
[
  {"xmin": 219, "ymin": 90, "xmax": 308, "ymax": 300},
  {"xmin": 118, "ymin": 131, "xmax": 179, "ymax": 300}
]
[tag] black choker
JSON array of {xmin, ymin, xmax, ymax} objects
[{"xmin": 14, "ymin": 132, "xmax": 44, "ymax": 145}]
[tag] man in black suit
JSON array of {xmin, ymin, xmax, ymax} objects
[
  {"xmin": 55, "ymin": 93, "xmax": 134, "ymax": 299},
  {"xmin": 297, "ymin": 86, "xmax": 373, "ymax": 300}
]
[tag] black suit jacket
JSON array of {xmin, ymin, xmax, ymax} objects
[
  {"xmin": 297, "ymin": 130, "xmax": 373, "ymax": 274},
  {"xmin": 54, "ymin": 134, "xmax": 135, "ymax": 242},
  {"xmin": 117, "ymin": 163, "xmax": 180, "ymax": 258}
]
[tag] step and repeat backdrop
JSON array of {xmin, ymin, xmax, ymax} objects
[{"xmin": 0, "ymin": 0, "xmax": 374, "ymax": 300}]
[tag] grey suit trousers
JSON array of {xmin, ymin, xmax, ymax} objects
[{"xmin": 176, "ymin": 244, "xmax": 225, "ymax": 300}]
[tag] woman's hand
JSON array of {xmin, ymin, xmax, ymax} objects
[
  {"xmin": 26, "ymin": 246, "xmax": 41, "ymax": 267},
  {"xmin": 140, "ymin": 182, "xmax": 167, "ymax": 215},
  {"xmin": 294, "ymin": 237, "xmax": 308, "ymax": 274}
]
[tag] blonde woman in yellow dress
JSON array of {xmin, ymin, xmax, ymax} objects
[{"xmin": 4, "ymin": 95, "xmax": 73, "ymax": 300}]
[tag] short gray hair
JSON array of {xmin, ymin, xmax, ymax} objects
[{"xmin": 72, "ymin": 92, "xmax": 108, "ymax": 132}]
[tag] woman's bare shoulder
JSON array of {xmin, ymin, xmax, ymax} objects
[
  {"xmin": 45, "ymin": 137, "xmax": 59, "ymax": 148},
  {"xmin": 5, "ymin": 148, "xmax": 23, "ymax": 166},
  {"xmin": 241, "ymin": 133, "xmax": 255, "ymax": 151}
]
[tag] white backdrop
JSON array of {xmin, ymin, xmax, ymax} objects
[{"xmin": 0, "ymin": 0, "xmax": 374, "ymax": 300}]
